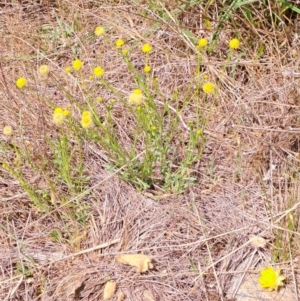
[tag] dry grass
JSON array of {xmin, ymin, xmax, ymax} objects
[{"xmin": 1, "ymin": 1, "xmax": 300, "ymax": 300}]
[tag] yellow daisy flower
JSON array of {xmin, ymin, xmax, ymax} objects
[
  {"xmin": 128, "ymin": 89, "xmax": 144, "ymax": 105},
  {"xmin": 81, "ymin": 111, "xmax": 93, "ymax": 129},
  {"xmin": 116, "ymin": 39, "xmax": 125, "ymax": 48},
  {"xmin": 144, "ymin": 65, "xmax": 151, "ymax": 73},
  {"xmin": 94, "ymin": 26, "xmax": 105, "ymax": 36},
  {"xmin": 16, "ymin": 77, "xmax": 27, "ymax": 89},
  {"xmin": 93, "ymin": 66, "xmax": 104, "ymax": 77},
  {"xmin": 53, "ymin": 107, "xmax": 66, "ymax": 125},
  {"xmin": 258, "ymin": 266, "xmax": 285, "ymax": 291},
  {"xmin": 198, "ymin": 38, "xmax": 208, "ymax": 48},
  {"xmin": 202, "ymin": 82, "xmax": 215, "ymax": 94},
  {"xmin": 3, "ymin": 126, "xmax": 13, "ymax": 136},
  {"xmin": 65, "ymin": 66, "xmax": 71, "ymax": 73},
  {"xmin": 229, "ymin": 38, "xmax": 240, "ymax": 50},
  {"xmin": 72, "ymin": 59, "xmax": 83, "ymax": 71},
  {"xmin": 142, "ymin": 43, "xmax": 152, "ymax": 53}
]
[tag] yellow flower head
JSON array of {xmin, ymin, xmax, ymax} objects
[
  {"xmin": 202, "ymin": 82, "xmax": 215, "ymax": 94},
  {"xmin": 39, "ymin": 65, "xmax": 50, "ymax": 76},
  {"xmin": 97, "ymin": 96, "xmax": 103, "ymax": 103},
  {"xmin": 63, "ymin": 109, "xmax": 70, "ymax": 116},
  {"xmin": 229, "ymin": 38, "xmax": 240, "ymax": 50},
  {"xmin": 151, "ymin": 125, "xmax": 157, "ymax": 131},
  {"xmin": 128, "ymin": 89, "xmax": 144, "ymax": 106},
  {"xmin": 3, "ymin": 126, "xmax": 13, "ymax": 136},
  {"xmin": 122, "ymin": 49, "xmax": 129, "ymax": 55},
  {"xmin": 81, "ymin": 111, "xmax": 93, "ymax": 129},
  {"xmin": 142, "ymin": 43, "xmax": 152, "ymax": 53},
  {"xmin": 53, "ymin": 107, "xmax": 66, "ymax": 125},
  {"xmin": 258, "ymin": 266, "xmax": 285, "ymax": 291},
  {"xmin": 116, "ymin": 39, "xmax": 125, "ymax": 48},
  {"xmin": 144, "ymin": 65, "xmax": 151, "ymax": 73},
  {"xmin": 72, "ymin": 59, "xmax": 83, "ymax": 71},
  {"xmin": 65, "ymin": 66, "xmax": 71, "ymax": 73},
  {"xmin": 94, "ymin": 26, "xmax": 105, "ymax": 36},
  {"xmin": 93, "ymin": 66, "xmax": 104, "ymax": 77},
  {"xmin": 16, "ymin": 77, "xmax": 27, "ymax": 89},
  {"xmin": 198, "ymin": 38, "xmax": 208, "ymax": 48}
]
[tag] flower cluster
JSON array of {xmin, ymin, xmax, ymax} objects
[
  {"xmin": 81, "ymin": 111, "xmax": 93, "ymax": 129},
  {"xmin": 53, "ymin": 107, "xmax": 70, "ymax": 125},
  {"xmin": 128, "ymin": 89, "xmax": 144, "ymax": 105}
]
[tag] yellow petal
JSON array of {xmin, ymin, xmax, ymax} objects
[
  {"xmin": 116, "ymin": 254, "xmax": 153, "ymax": 273},
  {"xmin": 103, "ymin": 280, "xmax": 116, "ymax": 300}
]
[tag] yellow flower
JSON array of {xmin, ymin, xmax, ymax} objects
[
  {"xmin": 258, "ymin": 266, "xmax": 285, "ymax": 291},
  {"xmin": 97, "ymin": 97, "xmax": 103, "ymax": 103},
  {"xmin": 81, "ymin": 111, "xmax": 93, "ymax": 128},
  {"xmin": 93, "ymin": 66, "xmax": 104, "ymax": 77},
  {"xmin": 128, "ymin": 89, "xmax": 144, "ymax": 105},
  {"xmin": 122, "ymin": 49, "xmax": 129, "ymax": 55},
  {"xmin": 229, "ymin": 38, "xmax": 240, "ymax": 50},
  {"xmin": 39, "ymin": 65, "xmax": 50, "ymax": 76},
  {"xmin": 16, "ymin": 77, "xmax": 27, "ymax": 89},
  {"xmin": 72, "ymin": 59, "xmax": 83, "ymax": 71},
  {"xmin": 82, "ymin": 111, "xmax": 92, "ymax": 118},
  {"xmin": 3, "ymin": 126, "xmax": 13, "ymax": 136},
  {"xmin": 142, "ymin": 43, "xmax": 152, "ymax": 53},
  {"xmin": 89, "ymin": 75, "xmax": 93, "ymax": 80},
  {"xmin": 63, "ymin": 109, "xmax": 70, "ymax": 116},
  {"xmin": 53, "ymin": 107, "xmax": 66, "ymax": 125},
  {"xmin": 94, "ymin": 26, "xmax": 105, "ymax": 36},
  {"xmin": 144, "ymin": 65, "xmax": 151, "ymax": 73},
  {"xmin": 116, "ymin": 39, "xmax": 125, "ymax": 48},
  {"xmin": 198, "ymin": 38, "xmax": 208, "ymax": 48},
  {"xmin": 202, "ymin": 82, "xmax": 215, "ymax": 94},
  {"xmin": 65, "ymin": 66, "xmax": 71, "ymax": 73},
  {"xmin": 151, "ymin": 125, "xmax": 156, "ymax": 131}
]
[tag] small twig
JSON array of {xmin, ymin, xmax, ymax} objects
[{"xmin": 44, "ymin": 238, "xmax": 120, "ymax": 266}]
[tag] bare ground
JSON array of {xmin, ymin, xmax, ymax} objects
[{"xmin": 1, "ymin": 1, "xmax": 300, "ymax": 300}]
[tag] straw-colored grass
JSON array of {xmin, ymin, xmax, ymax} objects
[{"xmin": 1, "ymin": 1, "xmax": 300, "ymax": 300}]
